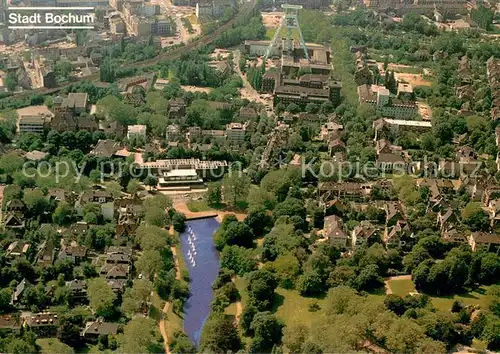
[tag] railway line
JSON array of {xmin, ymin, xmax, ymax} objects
[{"xmin": 0, "ymin": 0, "xmax": 257, "ymax": 103}]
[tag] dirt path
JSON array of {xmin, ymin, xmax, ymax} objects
[
  {"xmin": 174, "ymin": 202, "xmax": 247, "ymax": 222},
  {"xmin": 168, "ymin": 226, "xmax": 182, "ymax": 281},
  {"xmin": 159, "ymin": 302, "xmax": 172, "ymax": 354},
  {"xmin": 232, "ymin": 276, "xmax": 242, "ymax": 325},
  {"xmin": 384, "ymin": 275, "xmax": 412, "ymax": 295},
  {"xmin": 171, "ymin": 246, "xmax": 181, "ymax": 281}
]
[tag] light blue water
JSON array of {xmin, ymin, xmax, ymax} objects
[{"xmin": 180, "ymin": 217, "xmax": 220, "ymax": 346}]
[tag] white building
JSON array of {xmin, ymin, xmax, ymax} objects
[
  {"xmin": 16, "ymin": 105, "xmax": 54, "ymax": 134},
  {"xmin": 127, "ymin": 125, "xmax": 147, "ymax": 139},
  {"xmin": 226, "ymin": 122, "xmax": 246, "ymax": 145}
]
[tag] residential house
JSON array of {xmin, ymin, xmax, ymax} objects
[
  {"xmin": 226, "ymin": 123, "xmax": 246, "ymax": 145},
  {"xmin": 46, "ymin": 188, "xmax": 70, "ymax": 203},
  {"xmin": 11, "ymin": 279, "xmax": 31, "ymax": 305},
  {"xmin": 438, "ymin": 160, "xmax": 482, "ymax": 178},
  {"xmin": 328, "ymin": 139, "xmax": 346, "ymax": 157},
  {"xmin": 358, "ymin": 85, "xmax": 419, "ymax": 120},
  {"xmin": 127, "ymin": 125, "xmax": 147, "ymax": 140},
  {"xmin": 202, "ymin": 129, "xmax": 226, "ymax": 143},
  {"xmin": 324, "ymin": 199, "xmax": 345, "ymax": 216},
  {"xmin": 106, "ymin": 246, "xmax": 133, "ymax": 264},
  {"xmin": 100, "ymin": 263, "xmax": 130, "ymax": 280},
  {"xmin": 385, "ymin": 202, "xmax": 403, "ymax": 227},
  {"xmin": 483, "ymin": 184, "xmax": 500, "ymax": 206},
  {"xmin": 58, "ymin": 245, "xmax": 87, "ymax": 264},
  {"xmin": 321, "ymin": 121, "xmax": 343, "ymax": 141},
  {"xmin": 323, "ymin": 215, "xmax": 348, "ymax": 248},
  {"xmin": 442, "ymin": 228, "xmax": 468, "ymax": 246},
  {"xmin": 166, "ymin": 124, "xmax": 181, "ymax": 142},
  {"xmin": 65, "ymin": 279, "xmax": 87, "ymax": 302},
  {"xmin": 99, "ymin": 120, "xmax": 127, "ymax": 139},
  {"xmin": 3, "ymin": 200, "xmax": 26, "ymax": 231},
  {"xmin": 36, "ymin": 240, "xmax": 56, "ymax": 268},
  {"xmin": 0, "ymin": 314, "xmax": 22, "ymax": 334},
  {"xmin": 50, "ymin": 94, "xmax": 97, "ymax": 132},
  {"xmin": 469, "ymin": 232, "xmax": 500, "ymax": 254},
  {"xmin": 89, "ymin": 139, "xmax": 121, "ymax": 158},
  {"xmin": 76, "ymin": 190, "xmax": 115, "ymax": 221},
  {"xmin": 108, "ymin": 279, "xmax": 126, "ymax": 294},
  {"xmin": 61, "ymin": 222, "xmax": 91, "ymax": 239},
  {"xmin": 385, "ymin": 220, "xmax": 414, "ymax": 249},
  {"xmin": 168, "ymin": 98, "xmax": 186, "ymax": 119},
  {"xmin": 352, "ymin": 221, "xmax": 378, "ymax": 248},
  {"xmin": 81, "ymin": 320, "xmax": 119, "ymax": 342},
  {"xmin": 16, "ymin": 105, "xmax": 53, "ymax": 134},
  {"xmin": 437, "ymin": 208, "xmax": 460, "ymax": 232},
  {"xmin": 25, "ymin": 150, "xmax": 49, "ymax": 161},
  {"xmin": 24, "ymin": 313, "xmax": 59, "ymax": 337},
  {"xmin": 239, "ymin": 106, "xmax": 258, "ymax": 121},
  {"xmin": 5, "ymin": 240, "xmax": 30, "ymax": 260},
  {"xmin": 4, "ymin": 212, "xmax": 24, "ymax": 231},
  {"xmin": 486, "ymin": 199, "xmax": 500, "ymax": 227},
  {"xmin": 319, "ymin": 182, "xmax": 372, "ymax": 201},
  {"xmin": 456, "ymin": 146, "xmax": 476, "ymax": 163},
  {"xmin": 375, "ymin": 139, "xmax": 402, "ymax": 155},
  {"xmin": 376, "ymin": 153, "xmax": 406, "ymax": 173},
  {"xmin": 373, "ymin": 118, "xmax": 431, "ymax": 141},
  {"xmin": 115, "ymin": 204, "xmax": 141, "ymax": 239},
  {"xmin": 188, "ymin": 126, "xmax": 202, "ymax": 139}
]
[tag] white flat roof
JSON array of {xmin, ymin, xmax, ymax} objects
[
  {"xmin": 128, "ymin": 125, "xmax": 146, "ymax": 133},
  {"xmin": 383, "ymin": 118, "xmax": 432, "ymax": 127},
  {"xmin": 165, "ymin": 169, "xmax": 198, "ymax": 177}
]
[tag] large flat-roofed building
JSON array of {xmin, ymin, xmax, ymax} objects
[
  {"xmin": 358, "ymin": 84, "xmax": 418, "ymax": 119},
  {"xmin": 139, "ymin": 158, "xmax": 228, "ymax": 180},
  {"xmin": 226, "ymin": 123, "xmax": 246, "ymax": 145},
  {"xmin": 158, "ymin": 169, "xmax": 204, "ymax": 188},
  {"xmin": 245, "ymin": 40, "xmax": 331, "ymax": 72},
  {"xmin": 195, "ymin": 0, "xmax": 236, "ymax": 22},
  {"xmin": 16, "ymin": 106, "xmax": 54, "ymax": 134},
  {"xmin": 56, "ymin": 0, "xmax": 109, "ymax": 6},
  {"xmin": 260, "ymin": 0, "xmax": 330, "ymax": 9},
  {"xmin": 373, "ymin": 118, "xmax": 432, "ymax": 140},
  {"xmin": 127, "ymin": 125, "xmax": 147, "ymax": 139},
  {"xmin": 268, "ymin": 73, "xmax": 341, "ymax": 107},
  {"xmin": 364, "ymin": 0, "xmax": 467, "ymax": 17}
]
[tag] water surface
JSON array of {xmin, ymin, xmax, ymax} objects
[{"xmin": 180, "ymin": 217, "xmax": 220, "ymax": 346}]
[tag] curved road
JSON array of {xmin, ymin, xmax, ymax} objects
[{"xmin": 0, "ymin": 0, "xmax": 257, "ymax": 103}]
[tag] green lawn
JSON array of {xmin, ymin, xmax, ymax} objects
[
  {"xmin": 164, "ymin": 303, "xmax": 184, "ymax": 339},
  {"xmin": 149, "ymin": 292, "xmax": 166, "ymax": 321},
  {"xmin": 388, "ymin": 279, "xmax": 493, "ymax": 312},
  {"xmin": 430, "ymin": 287, "xmax": 491, "ymax": 311},
  {"xmin": 387, "ymin": 279, "xmax": 416, "ymax": 296},
  {"xmin": 186, "ymin": 199, "xmax": 213, "ymax": 212},
  {"xmin": 266, "ymin": 27, "xmax": 301, "ymax": 40},
  {"xmin": 274, "ymin": 288, "xmax": 326, "ymax": 330},
  {"xmin": 37, "ymin": 338, "xmax": 72, "ymax": 354},
  {"xmin": 176, "ymin": 245, "xmax": 189, "ymax": 281}
]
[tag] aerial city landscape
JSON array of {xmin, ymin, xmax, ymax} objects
[{"xmin": 0, "ymin": 0, "xmax": 499, "ymax": 352}]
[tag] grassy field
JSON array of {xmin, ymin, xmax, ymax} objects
[
  {"xmin": 164, "ymin": 303, "xmax": 184, "ymax": 339},
  {"xmin": 274, "ymin": 288, "xmax": 326, "ymax": 330},
  {"xmin": 37, "ymin": 338, "xmax": 71, "ymax": 353},
  {"xmin": 387, "ymin": 278, "xmax": 416, "ymax": 296},
  {"xmin": 266, "ymin": 27, "xmax": 301, "ymax": 40},
  {"xmin": 387, "ymin": 278, "xmax": 493, "ymax": 311},
  {"xmin": 430, "ymin": 287, "xmax": 491, "ymax": 311},
  {"xmin": 186, "ymin": 199, "xmax": 213, "ymax": 212},
  {"xmin": 149, "ymin": 292, "xmax": 166, "ymax": 321}
]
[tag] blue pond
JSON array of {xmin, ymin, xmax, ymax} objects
[{"xmin": 180, "ymin": 217, "xmax": 220, "ymax": 346}]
